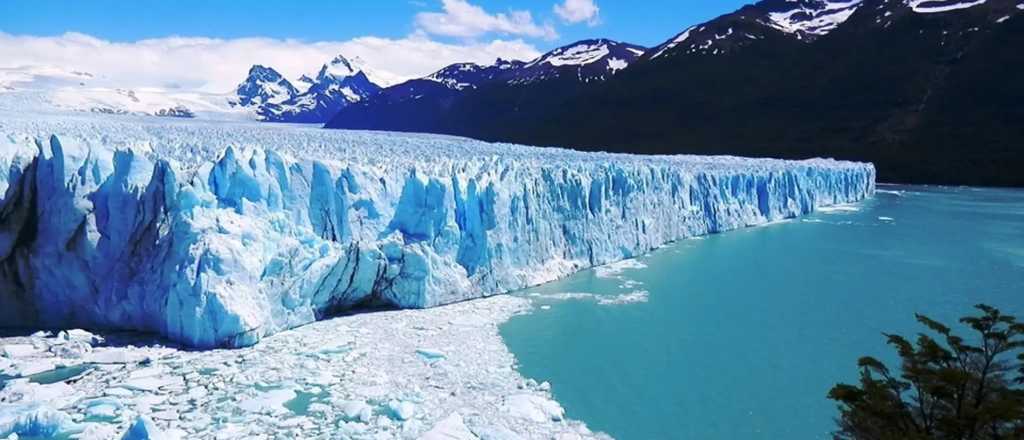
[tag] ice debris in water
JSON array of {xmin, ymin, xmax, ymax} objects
[
  {"xmin": 530, "ymin": 290, "xmax": 650, "ymax": 306},
  {"xmin": 0, "ymin": 114, "xmax": 874, "ymax": 348},
  {"xmin": 0, "ymin": 296, "xmax": 611, "ymax": 439}
]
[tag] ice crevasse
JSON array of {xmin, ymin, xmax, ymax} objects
[{"xmin": 0, "ymin": 117, "xmax": 875, "ymax": 348}]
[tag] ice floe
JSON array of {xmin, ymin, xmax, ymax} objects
[{"xmin": 0, "ymin": 296, "xmax": 608, "ymax": 439}]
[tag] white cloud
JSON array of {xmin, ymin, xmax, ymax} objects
[
  {"xmin": 553, "ymin": 0, "xmax": 600, "ymax": 26},
  {"xmin": 0, "ymin": 31, "xmax": 541, "ymax": 92},
  {"xmin": 416, "ymin": 0, "xmax": 558, "ymax": 40}
]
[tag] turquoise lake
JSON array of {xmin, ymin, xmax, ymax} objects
[{"xmin": 500, "ymin": 185, "xmax": 1024, "ymax": 439}]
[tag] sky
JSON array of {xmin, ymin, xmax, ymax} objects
[{"xmin": 0, "ymin": 0, "xmax": 749, "ymax": 91}]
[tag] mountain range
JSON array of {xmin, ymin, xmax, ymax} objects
[
  {"xmin": 319, "ymin": 0, "xmax": 1024, "ymax": 186},
  {"xmin": 232, "ymin": 55, "xmax": 382, "ymax": 123},
  {"xmin": 6, "ymin": 0, "xmax": 1016, "ymax": 186}
]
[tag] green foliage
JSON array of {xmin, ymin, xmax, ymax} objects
[{"xmin": 828, "ymin": 305, "xmax": 1024, "ymax": 440}]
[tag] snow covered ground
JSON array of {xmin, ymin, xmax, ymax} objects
[
  {"xmin": 0, "ymin": 111, "xmax": 875, "ymax": 349},
  {"xmin": 1, "ymin": 296, "xmax": 604, "ymax": 439}
]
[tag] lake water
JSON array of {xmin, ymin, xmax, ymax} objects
[{"xmin": 500, "ymin": 185, "xmax": 1024, "ymax": 439}]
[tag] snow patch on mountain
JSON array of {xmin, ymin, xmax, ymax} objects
[
  {"xmin": 607, "ymin": 57, "xmax": 629, "ymax": 72},
  {"xmin": 650, "ymin": 0, "xmax": 865, "ymax": 59},
  {"xmin": 651, "ymin": 27, "xmax": 697, "ymax": 59},
  {"xmin": 907, "ymin": 0, "xmax": 989, "ymax": 13},
  {"xmin": 533, "ymin": 42, "xmax": 611, "ymax": 66},
  {"xmin": 513, "ymin": 39, "xmax": 646, "ymax": 83},
  {"xmin": 766, "ymin": 0, "xmax": 863, "ymax": 36}
]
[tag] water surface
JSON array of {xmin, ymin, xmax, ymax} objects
[{"xmin": 501, "ymin": 185, "xmax": 1024, "ymax": 439}]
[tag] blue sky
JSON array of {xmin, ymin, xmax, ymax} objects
[
  {"xmin": 0, "ymin": 0, "xmax": 750, "ymax": 91},
  {"xmin": 0, "ymin": 0, "xmax": 747, "ymax": 47}
]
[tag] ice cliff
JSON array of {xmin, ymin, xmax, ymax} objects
[{"xmin": 0, "ymin": 116, "xmax": 875, "ymax": 348}]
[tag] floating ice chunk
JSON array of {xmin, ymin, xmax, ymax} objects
[
  {"xmin": 333, "ymin": 399, "xmax": 374, "ymax": 423},
  {"xmin": 83, "ymin": 398, "xmax": 122, "ymax": 419},
  {"xmin": 1, "ymin": 346, "xmax": 38, "ymax": 359},
  {"xmin": 1, "ymin": 380, "xmax": 74, "ymax": 405},
  {"xmin": 504, "ymin": 394, "xmax": 565, "ymax": 423},
  {"xmin": 878, "ymin": 216, "xmax": 895, "ymax": 222},
  {"xmin": 534, "ymin": 291, "xmax": 649, "ymax": 306},
  {"xmin": 121, "ymin": 415, "xmax": 181, "ymax": 440},
  {"xmin": 10, "ymin": 359, "xmax": 56, "ymax": 377},
  {"xmin": 118, "ymin": 376, "xmax": 183, "ymax": 393},
  {"xmin": 449, "ymin": 316, "xmax": 490, "ymax": 328},
  {"xmin": 593, "ymin": 259, "xmax": 647, "ymax": 279},
  {"xmin": 76, "ymin": 423, "xmax": 119, "ymax": 440},
  {"xmin": 238, "ymin": 388, "xmax": 296, "ymax": 415},
  {"xmin": 0, "ymin": 404, "xmax": 78, "ymax": 439},
  {"xmin": 416, "ymin": 348, "xmax": 447, "ymax": 363},
  {"xmin": 386, "ymin": 400, "xmax": 417, "ymax": 421},
  {"xmin": 338, "ymin": 400, "xmax": 373, "ymax": 422},
  {"xmin": 535, "ymin": 293, "xmax": 595, "ymax": 301},
  {"xmin": 817, "ymin": 205, "xmax": 860, "ymax": 213},
  {"xmin": 597, "ymin": 290, "xmax": 649, "ymax": 306},
  {"xmin": 85, "ymin": 349, "xmax": 150, "ymax": 365},
  {"xmin": 422, "ymin": 413, "xmax": 478, "ymax": 440},
  {"xmin": 304, "ymin": 372, "xmax": 338, "ymax": 386},
  {"xmin": 60, "ymin": 329, "xmax": 100, "ymax": 345},
  {"xmin": 49, "ymin": 340, "xmax": 92, "ymax": 359},
  {"xmin": 105, "ymin": 387, "xmax": 134, "ymax": 397}
]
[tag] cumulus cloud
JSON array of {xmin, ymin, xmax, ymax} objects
[
  {"xmin": 416, "ymin": 0, "xmax": 558, "ymax": 40},
  {"xmin": 553, "ymin": 0, "xmax": 600, "ymax": 26},
  {"xmin": 0, "ymin": 31, "xmax": 541, "ymax": 92}
]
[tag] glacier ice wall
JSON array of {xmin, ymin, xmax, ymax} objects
[{"xmin": 0, "ymin": 116, "xmax": 875, "ymax": 348}]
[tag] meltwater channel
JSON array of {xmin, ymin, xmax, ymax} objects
[{"xmin": 500, "ymin": 185, "xmax": 1024, "ymax": 439}]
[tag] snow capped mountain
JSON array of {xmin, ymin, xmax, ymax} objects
[
  {"xmin": 424, "ymin": 59, "xmax": 527, "ymax": 91},
  {"xmin": 328, "ymin": 0, "xmax": 1023, "ymax": 187},
  {"xmin": 233, "ymin": 65, "xmax": 298, "ymax": 107},
  {"xmin": 295, "ymin": 74, "xmax": 316, "ymax": 93},
  {"xmin": 410, "ymin": 39, "xmax": 644, "ymax": 92},
  {"xmin": 235, "ymin": 54, "xmax": 384, "ymax": 123},
  {"xmin": 515, "ymin": 39, "xmax": 647, "ymax": 83},
  {"xmin": 326, "ymin": 39, "xmax": 645, "ymax": 130},
  {"xmin": 762, "ymin": 0, "xmax": 864, "ymax": 36},
  {"xmin": 648, "ymin": 0, "xmax": 1019, "ymax": 59},
  {"xmin": 650, "ymin": 0, "xmax": 865, "ymax": 59},
  {"xmin": 309, "ymin": 55, "xmax": 382, "ymax": 103}
]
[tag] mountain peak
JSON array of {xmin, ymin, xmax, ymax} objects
[
  {"xmin": 530, "ymin": 39, "xmax": 645, "ymax": 68},
  {"xmin": 317, "ymin": 54, "xmax": 366, "ymax": 82},
  {"xmin": 511, "ymin": 39, "xmax": 645, "ymax": 84},
  {"xmin": 235, "ymin": 65, "xmax": 297, "ymax": 107}
]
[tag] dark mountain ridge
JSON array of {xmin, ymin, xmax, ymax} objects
[{"xmin": 327, "ymin": 0, "xmax": 1024, "ymax": 186}]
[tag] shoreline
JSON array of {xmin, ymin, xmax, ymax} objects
[{"xmin": 1, "ymin": 296, "xmax": 607, "ymax": 439}]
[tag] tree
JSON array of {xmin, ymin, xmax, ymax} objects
[{"xmin": 828, "ymin": 305, "xmax": 1024, "ymax": 440}]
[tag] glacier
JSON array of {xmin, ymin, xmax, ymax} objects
[{"xmin": 0, "ymin": 114, "xmax": 875, "ymax": 348}]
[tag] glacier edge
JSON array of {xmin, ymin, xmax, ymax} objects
[{"xmin": 0, "ymin": 119, "xmax": 875, "ymax": 348}]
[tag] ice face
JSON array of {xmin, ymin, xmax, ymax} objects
[{"xmin": 0, "ymin": 114, "xmax": 875, "ymax": 348}]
